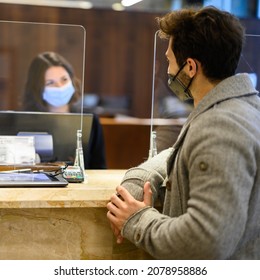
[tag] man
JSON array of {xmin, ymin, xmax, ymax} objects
[{"xmin": 107, "ymin": 6, "xmax": 260, "ymax": 259}]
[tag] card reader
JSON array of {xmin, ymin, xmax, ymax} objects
[{"xmin": 63, "ymin": 166, "xmax": 84, "ymax": 183}]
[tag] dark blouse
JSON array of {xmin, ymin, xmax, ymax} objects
[{"xmin": 84, "ymin": 114, "xmax": 106, "ymax": 169}]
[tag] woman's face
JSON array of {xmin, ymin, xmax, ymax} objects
[
  {"xmin": 43, "ymin": 65, "xmax": 75, "ymax": 113},
  {"xmin": 44, "ymin": 66, "xmax": 71, "ymax": 87}
]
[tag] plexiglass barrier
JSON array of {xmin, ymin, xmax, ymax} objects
[
  {"xmin": 0, "ymin": 20, "xmax": 85, "ymax": 112},
  {"xmin": 149, "ymin": 32, "xmax": 260, "ymax": 157},
  {"xmin": 0, "ymin": 21, "xmax": 89, "ymax": 173}
]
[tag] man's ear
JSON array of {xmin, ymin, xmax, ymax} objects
[{"xmin": 186, "ymin": 58, "xmax": 197, "ymax": 78}]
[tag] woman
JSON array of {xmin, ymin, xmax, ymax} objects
[{"xmin": 22, "ymin": 51, "xmax": 106, "ymax": 169}]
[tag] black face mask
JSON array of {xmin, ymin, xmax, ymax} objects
[{"xmin": 168, "ymin": 62, "xmax": 194, "ymax": 101}]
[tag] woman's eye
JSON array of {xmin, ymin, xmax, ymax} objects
[
  {"xmin": 62, "ymin": 77, "xmax": 69, "ymax": 82},
  {"xmin": 45, "ymin": 81, "xmax": 54, "ymax": 87}
]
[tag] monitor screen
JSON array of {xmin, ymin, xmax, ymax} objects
[{"xmin": 0, "ymin": 111, "xmax": 93, "ymax": 164}]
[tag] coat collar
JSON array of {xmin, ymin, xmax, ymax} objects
[{"xmin": 187, "ymin": 73, "xmax": 258, "ymax": 124}]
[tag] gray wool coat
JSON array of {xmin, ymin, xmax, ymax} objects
[{"xmin": 120, "ymin": 73, "xmax": 260, "ymax": 259}]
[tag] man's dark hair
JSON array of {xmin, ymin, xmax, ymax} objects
[{"xmin": 157, "ymin": 6, "xmax": 245, "ymax": 82}]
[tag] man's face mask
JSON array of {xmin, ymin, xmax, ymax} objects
[
  {"xmin": 168, "ymin": 62, "xmax": 194, "ymax": 102},
  {"xmin": 43, "ymin": 80, "xmax": 75, "ymax": 107}
]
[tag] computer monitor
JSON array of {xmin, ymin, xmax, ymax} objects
[{"xmin": 0, "ymin": 111, "xmax": 93, "ymax": 163}]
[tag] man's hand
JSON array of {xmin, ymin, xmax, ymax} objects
[{"xmin": 107, "ymin": 181, "xmax": 152, "ymax": 243}]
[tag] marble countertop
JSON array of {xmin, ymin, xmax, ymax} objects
[{"xmin": 0, "ymin": 169, "xmax": 126, "ymax": 209}]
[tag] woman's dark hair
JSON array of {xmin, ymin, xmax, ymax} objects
[
  {"xmin": 22, "ymin": 51, "xmax": 81, "ymax": 111},
  {"xmin": 157, "ymin": 6, "xmax": 245, "ymax": 82}
]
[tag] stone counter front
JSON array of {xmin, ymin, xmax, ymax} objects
[{"xmin": 0, "ymin": 170, "xmax": 153, "ymax": 260}]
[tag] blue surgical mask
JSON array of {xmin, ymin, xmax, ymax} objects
[
  {"xmin": 42, "ymin": 81, "xmax": 75, "ymax": 107},
  {"xmin": 168, "ymin": 62, "xmax": 193, "ymax": 101}
]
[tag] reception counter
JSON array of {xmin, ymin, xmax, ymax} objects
[{"xmin": 0, "ymin": 170, "xmax": 152, "ymax": 260}]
